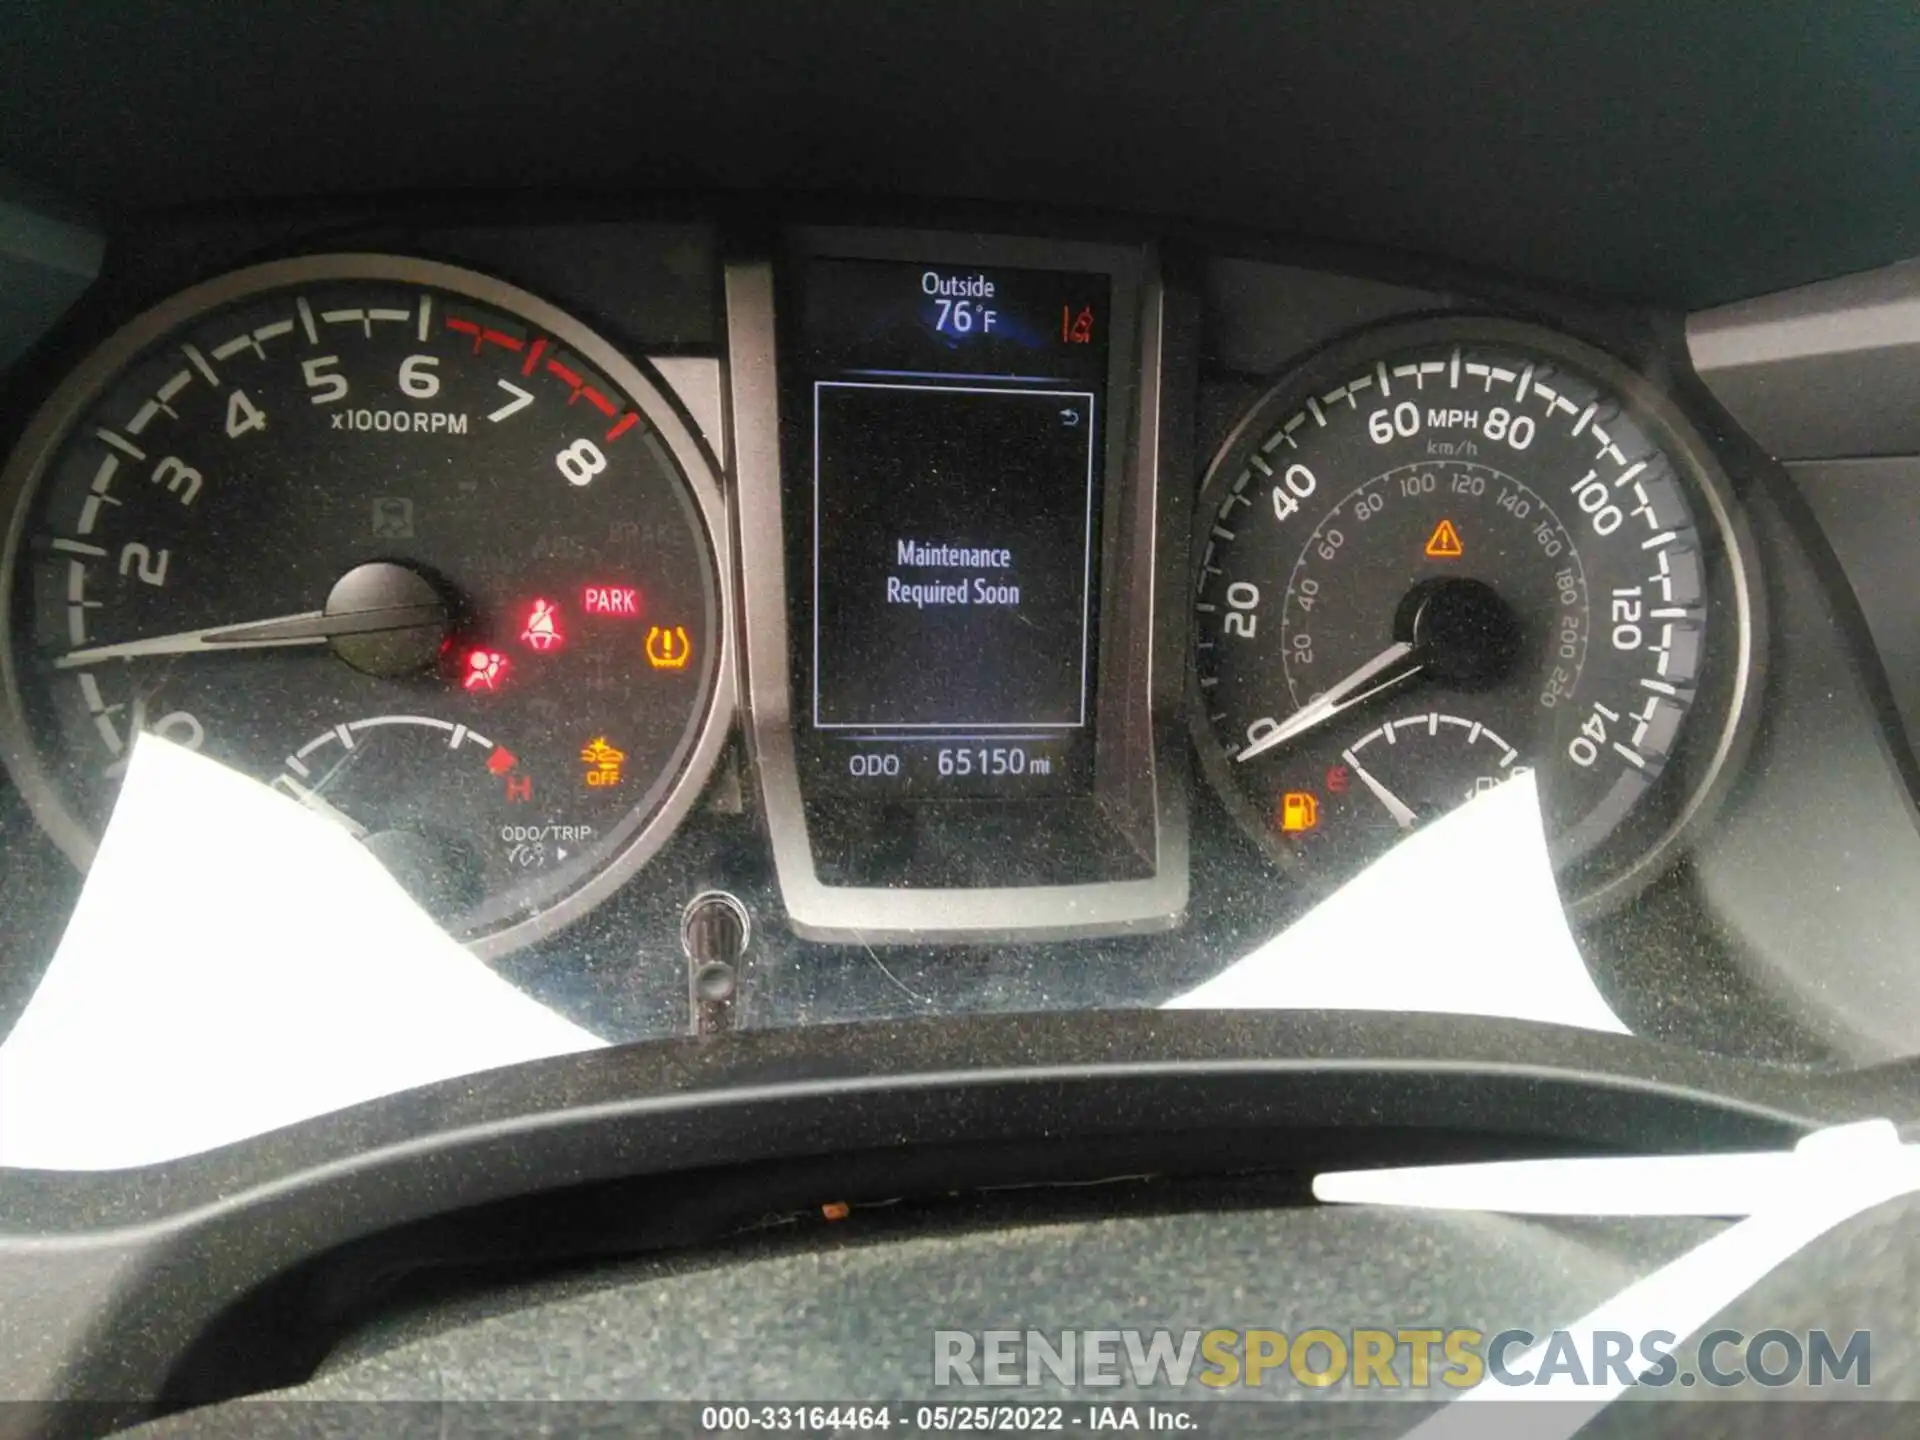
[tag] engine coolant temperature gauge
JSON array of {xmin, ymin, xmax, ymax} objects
[{"xmin": 274, "ymin": 713, "xmax": 556, "ymax": 918}]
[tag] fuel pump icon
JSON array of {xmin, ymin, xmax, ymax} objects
[{"xmin": 1280, "ymin": 791, "xmax": 1319, "ymax": 833}]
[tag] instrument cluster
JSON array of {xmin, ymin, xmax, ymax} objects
[{"xmin": 0, "ymin": 211, "xmax": 1861, "ymax": 1065}]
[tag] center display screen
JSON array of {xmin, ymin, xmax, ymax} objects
[{"xmin": 786, "ymin": 257, "xmax": 1113, "ymax": 797}]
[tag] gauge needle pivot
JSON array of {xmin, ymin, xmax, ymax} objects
[
  {"xmin": 1341, "ymin": 748, "xmax": 1419, "ymax": 830},
  {"xmin": 1236, "ymin": 640, "xmax": 1422, "ymax": 762}
]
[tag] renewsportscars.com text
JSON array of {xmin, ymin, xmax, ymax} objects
[{"xmin": 933, "ymin": 1327, "xmax": 1870, "ymax": 1391}]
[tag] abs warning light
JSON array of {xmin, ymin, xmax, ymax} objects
[
  {"xmin": 584, "ymin": 585, "xmax": 640, "ymax": 617},
  {"xmin": 1424, "ymin": 519, "xmax": 1465, "ymax": 559}
]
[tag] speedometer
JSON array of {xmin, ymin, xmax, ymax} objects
[
  {"xmin": 1191, "ymin": 317, "xmax": 1757, "ymax": 908},
  {"xmin": 0, "ymin": 255, "xmax": 730, "ymax": 955}
]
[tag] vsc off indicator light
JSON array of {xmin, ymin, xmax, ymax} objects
[{"xmin": 581, "ymin": 736, "xmax": 626, "ymax": 787}]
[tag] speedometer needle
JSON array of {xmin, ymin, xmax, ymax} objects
[
  {"xmin": 1235, "ymin": 641, "xmax": 1422, "ymax": 763},
  {"xmin": 1342, "ymin": 748, "xmax": 1420, "ymax": 830}
]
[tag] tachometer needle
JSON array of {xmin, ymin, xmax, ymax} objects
[
  {"xmin": 53, "ymin": 600, "xmax": 446, "ymax": 669},
  {"xmin": 1236, "ymin": 641, "xmax": 1422, "ymax": 763},
  {"xmin": 1342, "ymin": 748, "xmax": 1420, "ymax": 830}
]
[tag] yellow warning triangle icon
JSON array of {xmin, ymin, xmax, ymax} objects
[{"xmin": 1424, "ymin": 519, "xmax": 1464, "ymax": 559}]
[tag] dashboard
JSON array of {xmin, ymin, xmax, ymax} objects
[
  {"xmin": 15, "ymin": 229, "xmax": 1747, "ymax": 938},
  {"xmin": 0, "ymin": 1, "xmax": 1918, "ymax": 1175},
  {"xmin": 7, "ymin": 6, "xmax": 1920, "ymax": 1429},
  {"xmin": 0, "ymin": 197, "xmax": 1912, "ymax": 1102}
]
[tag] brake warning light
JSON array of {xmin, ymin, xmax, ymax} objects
[{"xmin": 584, "ymin": 585, "xmax": 640, "ymax": 617}]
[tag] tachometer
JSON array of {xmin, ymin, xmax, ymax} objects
[
  {"xmin": 0, "ymin": 255, "xmax": 730, "ymax": 954},
  {"xmin": 1191, "ymin": 316, "xmax": 1757, "ymax": 908}
]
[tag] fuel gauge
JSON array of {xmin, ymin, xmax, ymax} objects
[{"xmin": 1268, "ymin": 709, "xmax": 1533, "ymax": 868}]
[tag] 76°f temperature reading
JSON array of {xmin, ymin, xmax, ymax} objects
[
  {"xmin": 932, "ymin": 298, "xmax": 996, "ymax": 334},
  {"xmin": 924, "ymin": 271, "xmax": 998, "ymax": 336}
]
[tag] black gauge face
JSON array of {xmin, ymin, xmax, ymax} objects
[
  {"xmin": 0, "ymin": 256, "xmax": 727, "ymax": 953},
  {"xmin": 1192, "ymin": 317, "xmax": 1755, "ymax": 905}
]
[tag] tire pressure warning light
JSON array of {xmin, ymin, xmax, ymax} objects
[
  {"xmin": 645, "ymin": 625, "xmax": 692, "ymax": 670},
  {"xmin": 1280, "ymin": 792, "xmax": 1320, "ymax": 832}
]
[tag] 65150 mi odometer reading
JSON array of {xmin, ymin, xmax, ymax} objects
[{"xmin": 791, "ymin": 255, "xmax": 1113, "ymax": 800}]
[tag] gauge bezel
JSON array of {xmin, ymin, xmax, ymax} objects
[
  {"xmin": 1188, "ymin": 313, "xmax": 1764, "ymax": 915},
  {"xmin": 0, "ymin": 253, "xmax": 736, "ymax": 958},
  {"xmin": 725, "ymin": 230, "xmax": 1190, "ymax": 943}
]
